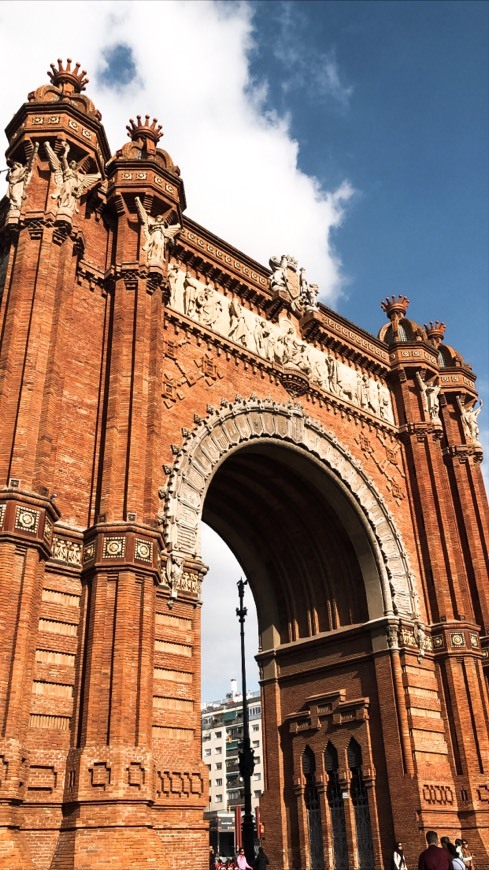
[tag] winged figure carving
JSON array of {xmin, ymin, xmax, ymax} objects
[
  {"xmin": 44, "ymin": 141, "xmax": 100, "ymax": 215},
  {"xmin": 135, "ymin": 197, "xmax": 181, "ymax": 265}
]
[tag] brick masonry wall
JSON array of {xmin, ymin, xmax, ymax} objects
[{"xmin": 0, "ymin": 65, "xmax": 488, "ymax": 869}]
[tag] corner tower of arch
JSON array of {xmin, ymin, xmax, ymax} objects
[{"xmin": 0, "ymin": 61, "xmax": 488, "ymax": 870}]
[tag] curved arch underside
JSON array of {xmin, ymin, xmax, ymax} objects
[
  {"xmin": 162, "ymin": 398, "xmax": 418, "ymax": 647},
  {"xmin": 203, "ymin": 443, "xmax": 371, "ymax": 646}
]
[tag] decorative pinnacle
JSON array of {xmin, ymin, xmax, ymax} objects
[
  {"xmin": 126, "ymin": 115, "xmax": 163, "ymax": 144},
  {"xmin": 424, "ymin": 320, "xmax": 446, "ymax": 347},
  {"xmin": 381, "ymin": 294, "xmax": 410, "ymax": 321},
  {"xmin": 48, "ymin": 58, "xmax": 88, "ymax": 94}
]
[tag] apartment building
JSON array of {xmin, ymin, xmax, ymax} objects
[{"xmin": 202, "ymin": 681, "xmax": 264, "ymax": 814}]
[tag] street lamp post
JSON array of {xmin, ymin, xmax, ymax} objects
[{"xmin": 236, "ymin": 578, "xmax": 255, "ymax": 866}]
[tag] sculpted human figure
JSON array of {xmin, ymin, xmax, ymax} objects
[
  {"xmin": 6, "ymin": 142, "xmax": 39, "ymax": 212},
  {"xmin": 45, "ymin": 141, "xmax": 101, "ymax": 216},
  {"xmin": 183, "ymin": 269, "xmax": 200, "ymax": 317},
  {"xmin": 254, "ymin": 319, "xmax": 275, "ymax": 361},
  {"xmin": 327, "ymin": 355, "xmax": 340, "ymax": 395},
  {"xmin": 416, "ymin": 372, "xmax": 441, "ymax": 422},
  {"xmin": 457, "ymin": 397, "xmax": 483, "ymax": 444},
  {"xmin": 166, "ymin": 553, "xmax": 184, "ymax": 596},
  {"xmin": 135, "ymin": 197, "xmax": 181, "ymax": 265},
  {"xmin": 299, "ymin": 267, "xmax": 319, "ymax": 310},
  {"xmin": 228, "ymin": 298, "xmax": 250, "ymax": 346},
  {"xmin": 269, "ymin": 255, "xmax": 288, "ymax": 293}
]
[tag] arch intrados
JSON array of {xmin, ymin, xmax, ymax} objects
[
  {"xmin": 162, "ymin": 399, "xmax": 417, "ymax": 627},
  {"xmin": 203, "ymin": 440, "xmax": 382, "ymax": 631}
]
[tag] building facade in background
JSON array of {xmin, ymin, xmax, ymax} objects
[
  {"xmin": 202, "ymin": 682, "xmax": 264, "ymax": 856},
  {"xmin": 203, "ymin": 684, "xmax": 263, "ymax": 816},
  {"xmin": 0, "ymin": 61, "xmax": 488, "ymax": 870}
]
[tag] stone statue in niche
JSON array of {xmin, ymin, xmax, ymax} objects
[
  {"xmin": 6, "ymin": 143, "xmax": 39, "ymax": 215},
  {"xmin": 457, "ymin": 397, "xmax": 483, "ymax": 445},
  {"xmin": 45, "ymin": 141, "xmax": 101, "ymax": 217},
  {"xmin": 416, "ymin": 372, "xmax": 441, "ymax": 423},
  {"xmin": 135, "ymin": 197, "xmax": 181, "ymax": 266}
]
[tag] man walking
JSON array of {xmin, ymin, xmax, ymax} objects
[{"xmin": 419, "ymin": 831, "xmax": 453, "ymax": 870}]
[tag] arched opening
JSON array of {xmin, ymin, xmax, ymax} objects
[{"xmin": 201, "ymin": 441, "xmax": 379, "ymax": 653}]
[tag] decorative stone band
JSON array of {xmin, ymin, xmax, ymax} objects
[
  {"xmin": 431, "ymin": 625, "xmax": 481, "ymax": 654},
  {"xmin": 160, "ymin": 397, "xmax": 418, "ymax": 619},
  {"xmin": 0, "ymin": 490, "xmax": 60, "ymax": 554},
  {"xmin": 286, "ymin": 689, "xmax": 370, "ymax": 735},
  {"xmin": 81, "ymin": 525, "xmax": 161, "ymax": 576}
]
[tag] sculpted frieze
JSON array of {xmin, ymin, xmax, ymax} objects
[{"xmin": 167, "ymin": 264, "xmax": 394, "ymax": 424}]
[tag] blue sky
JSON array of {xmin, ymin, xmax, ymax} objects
[{"xmin": 1, "ymin": 0, "xmax": 487, "ymax": 701}]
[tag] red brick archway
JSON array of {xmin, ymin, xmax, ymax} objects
[{"xmin": 0, "ymin": 61, "xmax": 488, "ymax": 869}]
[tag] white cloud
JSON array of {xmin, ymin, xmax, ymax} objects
[{"xmin": 0, "ymin": 0, "xmax": 354, "ymax": 304}]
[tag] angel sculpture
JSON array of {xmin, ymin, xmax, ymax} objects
[
  {"xmin": 135, "ymin": 197, "xmax": 181, "ymax": 266},
  {"xmin": 6, "ymin": 142, "xmax": 39, "ymax": 213},
  {"xmin": 44, "ymin": 141, "xmax": 101, "ymax": 217},
  {"xmin": 457, "ymin": 396, "xmax": 483, "ymax": 444},
  {"xmin": 416, "ymin": 371, "xmax": 441, "ymax": 422}
]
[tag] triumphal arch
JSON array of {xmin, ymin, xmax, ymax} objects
[{"xmin": 0, "ymin": 60, "xmax": 488, "ymax": 870}]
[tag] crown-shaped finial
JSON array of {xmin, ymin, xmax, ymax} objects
[
  {"xmin": 381, "ymin": 294, "xmax": 410, "ymax": 321},
  {"xmin": 424, "ymin": 320, "xmax": 446, "ymax": 347},
  {"xmin": 126, "ymin": 115, "xmax": 163, "ymax": 144},
  {"xmin": 48, "ymin": 58, "xmax": 89, "ymax": 94}
]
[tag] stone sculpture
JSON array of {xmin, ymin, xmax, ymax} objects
[
  {"xmin": 45, "ymin": 141, "xmax": 100, "ymax": 217},
  {"xmin": 135, "ymin": 197, "xmax": 181, "ymax": 265},
  {"xmin": 6, "ymin": 143, "xmax": 39, "ymax": 214}
]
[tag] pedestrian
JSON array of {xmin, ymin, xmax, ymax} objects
[
  {"xmin": 210, "ymin": 846, "xmax": 216, "ymax": 869},
  {"xmin": 418, "ymin": 831, "xmax": 452, "ymax": 870},
  {"xmin": 462, "ymin": 840, "xmax": 475, "ymax": 869},
  {"xmin": 442, "ymin": 839, "xmax": 464, "ymax": 870},
  {"xmin": 254, "ymin": 845, "xmax": 270, "ymax": 869},
  {"xmin": 392, "ymin": 841, "xmax": 408, "ymax": 870},
  {"xmin": 237, "ymin": 847, "xmax": 253, "ymax": 869}
]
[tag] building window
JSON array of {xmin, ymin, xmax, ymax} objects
[
  {"xmin": 216, "ymin": 762, "xmax": 222, "ymax": 770},
  {"xmin": 325, "ymin": 741, "xmax": 348, "ymax": 870},
  {"xmin": 348, "ymin": 738, "xmax": 374, "ymax": 870},
  {"xmin": 215, "ymin": 746, "xmax": 222, "ymax": 754},
  {"xmin": 215, "ymin": 731, "xmax": 222, "ymax": 738},
  {"xmin": 215, "ymin": 778, "xmax": 222, "ymax": 786},
  {"xmin": 204, "ymin": 748, "xmax": 211, "ymax": 757},
  {"xmin": 216, "ymin": 794, "xmax": 223, "ymax": 803},
  {"xmin": 303, "ymin": 746, "xmax": 325, "ymax": 870},
  {"xmin": 252, "ymin": 724, "xmax": 259, "ymax": 732}
]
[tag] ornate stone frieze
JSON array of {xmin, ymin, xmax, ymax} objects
[
  {"xmin": 159, "ymin": 397, "xmax": 418, "ymax": 618},
  {"xmin": 51, "ymin": 536, "xmax": 82, "ymax": 567},
  {"xmin": 167, "ymin": 264, "xmax": 394, "ymax": 424}
]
